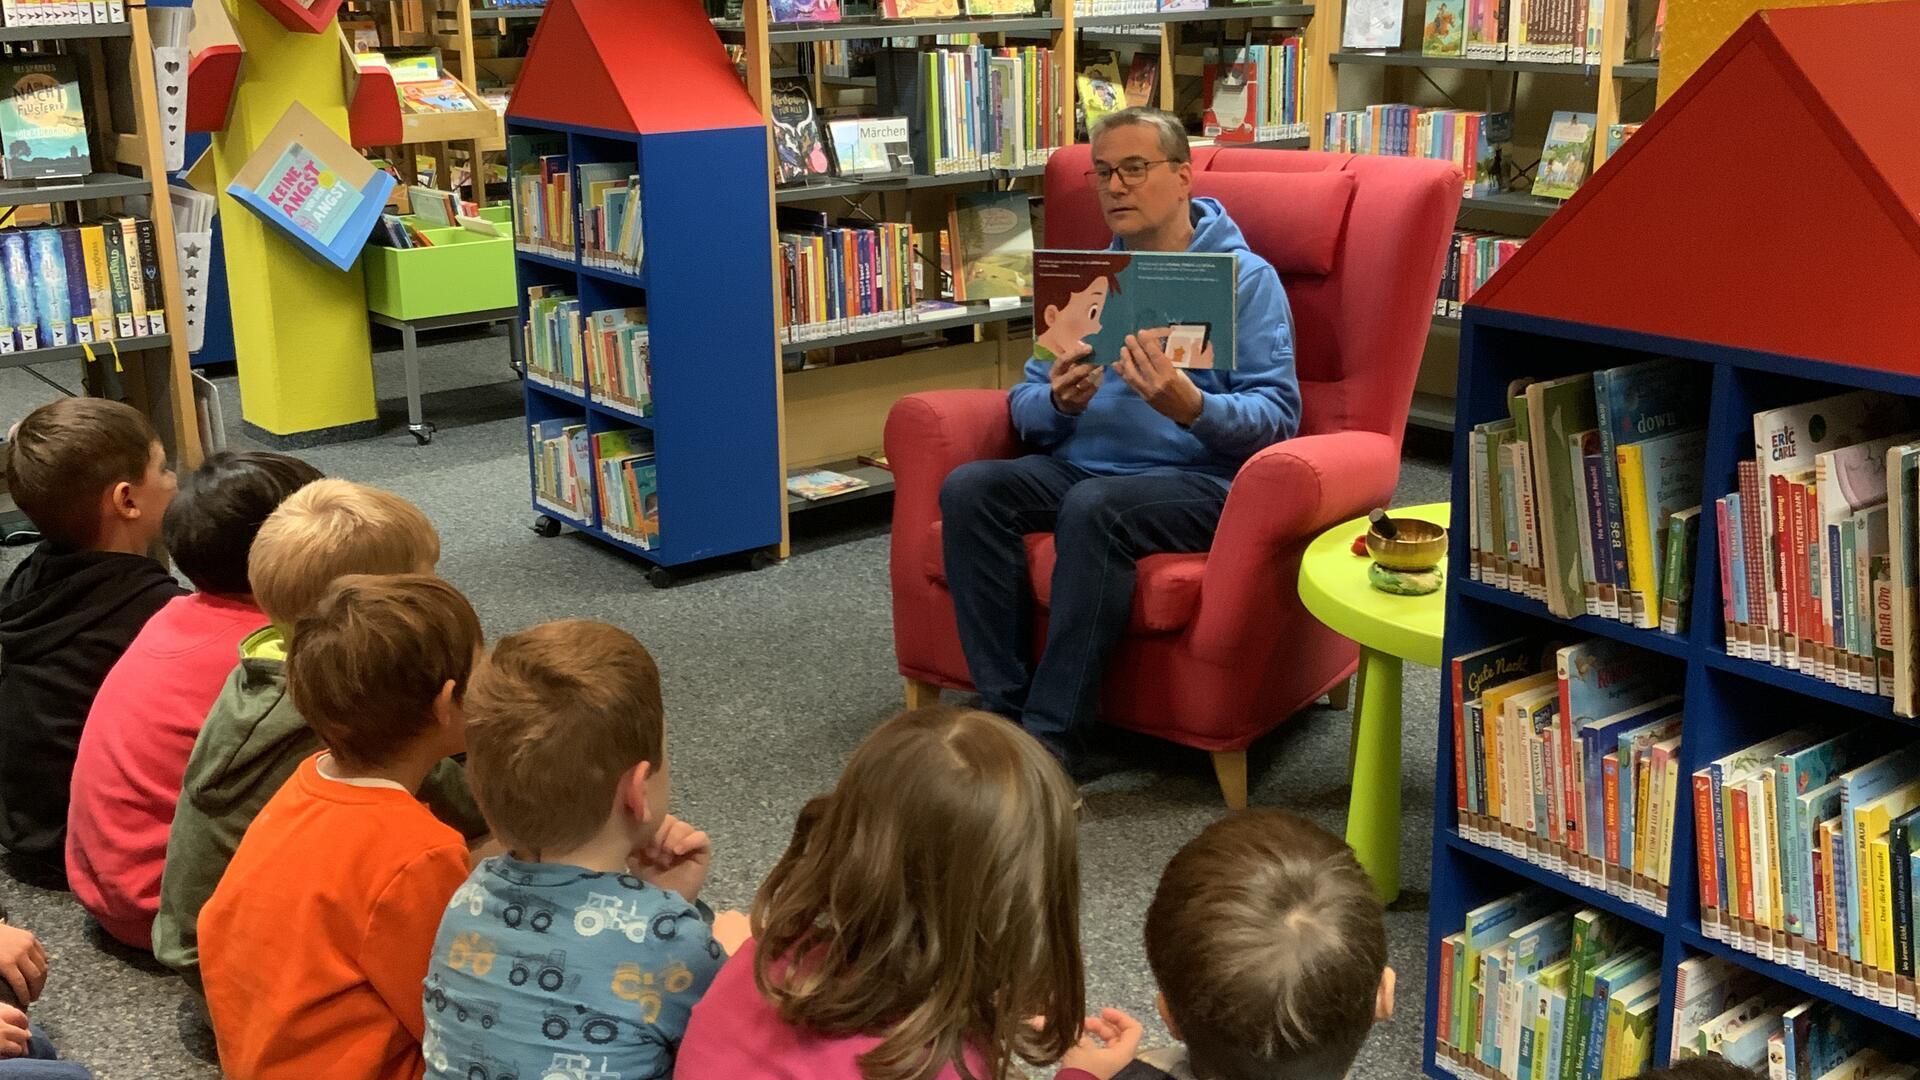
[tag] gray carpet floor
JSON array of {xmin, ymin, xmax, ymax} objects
[{"xmin": 0, "ymin": 328, "xmax": 1451, "ymax": 1079}]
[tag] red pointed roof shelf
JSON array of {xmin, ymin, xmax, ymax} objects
[
  {"xmin": 507, "ymin": 0, "xmax": 763, "ymax": 135},
  {"xmin": 1471, "ymin": 1, "xmax": 1920, "ymax": 377}
]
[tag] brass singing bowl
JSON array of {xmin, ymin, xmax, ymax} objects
[{"xmin": 1366, "ymin": 519, "xmax": 1448, "ymax": 571}]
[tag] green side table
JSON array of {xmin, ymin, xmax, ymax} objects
[{"xmin": 1298, "ymin": 501, "xmax": 1447, "ymax": 905}]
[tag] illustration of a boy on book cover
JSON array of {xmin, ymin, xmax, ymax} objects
[{"xmin": 1033, "ymin": 250, "xmax": 1236, "ymax": 371}]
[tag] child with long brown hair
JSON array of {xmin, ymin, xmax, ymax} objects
[{"xmin": 677, "ymin": 706, "xmax": 1136, "ymax": 1080}]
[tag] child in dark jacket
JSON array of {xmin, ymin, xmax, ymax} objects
[{"xmin": 0, "ymin": 398, "xmax": 181, "ymax": 868}]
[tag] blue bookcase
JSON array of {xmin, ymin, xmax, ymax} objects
[
  {"xmin": 506, "ymin": 0, "xmax": 781, "ymax": 585},
  {"xmin": 1422, "ymin": 4, "xmax": 1920, "ymax": 1072}
]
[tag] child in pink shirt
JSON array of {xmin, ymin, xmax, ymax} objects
[
  {"xmin": 65, "ymin": 451, "xmax": 321, "ymax": 948},
  {"xmin": 676, "ymin": 706, "xmax": 1141, "ymax": 1080}
]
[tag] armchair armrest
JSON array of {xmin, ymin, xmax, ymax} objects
[
  {"xmin": 1191, "ymin": 431, "xmax": 1402, "ymax": 658},
  {"xmin": 884, "ymin": 390, "xmax": 1024, "ymax": 589}
]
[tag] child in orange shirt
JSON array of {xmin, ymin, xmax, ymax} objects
[{"xmin": 198, "ymin": 574, "xmax": 483, "ymax": 1080}]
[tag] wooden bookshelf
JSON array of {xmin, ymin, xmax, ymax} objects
[
  {"xmin": 3, "ymin": 8, "xmax": 203, "ymax": 469},
  {"xmin": 1425, "ymin": 5, "xmax": 1920, "ymax": 1067}
]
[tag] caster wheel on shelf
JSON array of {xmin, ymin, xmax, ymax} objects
[
  {"xmin": 409, "ymin": 422, "xmax": 436, "ymax": 446},
  {"xmin": 748, "ymin": 548, "xmax": 778, "ymax": 571},
  {"xmin": 531, "ymin": 515, "xmax": 563, "ymax": 539},
  {"xmin": 647, "ymin": 567, "xmax": 675, "ymax": 590}
]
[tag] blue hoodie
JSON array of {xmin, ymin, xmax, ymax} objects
[{"xmin": 1008, "ymin": 196, "xmax": 1300, "ymax": 481}]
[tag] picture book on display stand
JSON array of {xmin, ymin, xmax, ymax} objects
[
  {"xmin": 227, "ymin": 102, "xmax": 394, "ymax": 272},
  {"xmin": 1427, "ymin": 4, "xmax": 1920, "ymax": 1077}
]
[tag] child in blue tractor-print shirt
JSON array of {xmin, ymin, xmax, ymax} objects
[{"xmin": 422, "ymin": 621, "xmax": 725, "ymax": 1080}]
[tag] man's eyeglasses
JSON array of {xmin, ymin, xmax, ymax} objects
[{"xmin": 1085, "ymin": 159, "xmax": 1174, "ymax": 186}]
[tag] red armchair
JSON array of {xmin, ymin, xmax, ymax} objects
[{"xmin": 885, "ymin": 144, "xmax": 1462, "ymax": 806}]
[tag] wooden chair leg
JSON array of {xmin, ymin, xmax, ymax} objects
[
  {"xmin": 1327, "ymin": 678, "xmax": 1352, "ymax": 710},
  {"xmin": 1211, "ymin": 750, "xmax": 1249, "ymax": 810},
  {"xmin": 903, "ymin": 678, "xmax": 942, "ymax": 711}
]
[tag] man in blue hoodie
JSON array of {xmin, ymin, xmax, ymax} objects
[{"xmin": 940, "ymin": 106, "xmax": 1301, "ymax": 777}]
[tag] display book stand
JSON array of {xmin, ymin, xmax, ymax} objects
[
  {"xmin": 507, "ymin": 0, "xmax": 780, "ymax": 587},
  {"xmin": 1309, "ymin": 0, "xmax": 1661, "ymax": 435},
  {"xmin": 0, "ymin": 8, "xmax": 202, "ymax": 469},
  {"xmin": 1423, "ymin": 4, "xmax": 1920, "ymax": 1073},
  {"xmin": 721, "ymin": 0, "xmax": 1317, "ymax": 520}
]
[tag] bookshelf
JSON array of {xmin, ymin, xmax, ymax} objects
[
  {"xmin": 1424, "ymin": 4, "xmax": 1920, "ymax": 1072},
  {"xmin": 726, "ymin": 0, "xmax": 1319, "ymax": 523},
  {"xmin": 507, "ymin": 0, "xmax": 782, "ymax": 585},
  {"xmin": 1, "ymin": 6, "xmax": 202, "ymax": 469},
  {"xmin": 1308, "ymin": 0, "xmax": 1662, "ymax": 433}
]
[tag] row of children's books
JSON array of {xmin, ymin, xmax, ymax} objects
[
  {"xmin": 778, "ymin": 212, "xmax": 922, "ymax": 341},
  {"xmin": 1467, "ymin": 359, "xmax": 1706, "ymax": 635},
  {"xmin": 591, "ymin": 428, "xmax": 658, "ymax": 549},
  {"xmin": 506, "ymin": 134, "xmax": 574, "ymax": 259},
  {"xmin": 1663, "ymin": 956, "xmax": 1909, "ymax": 1078},
  {"xmin": 0, "ymin": 0, "xmax": 124, "ymax": 25},
  {"xmin": 0, "ymin": 219, "xmax": 165, "ymax": 354},
  {"xmin": 1451, "ymin": 637, "xmax": 1683, "ymax": 916},
  {"xmin": 529, "ymin": 419, "xmax": 590, "ymax": 521},
  {"xmin": 1718, "ymin": 389, "xmax": 1919, "ymax": 707},
  {"xmin": 522, "ymin": 288, "xmax": 654, "ymax": 418},
  {"xmin": 1322, "ymin": 107, "xmax": 1509, "ymax": 199},
  {"xmin": 1695, "ymin": 725, "xmax": 1920, "ymax": 1019},
  {"xmin": 1435, "ymin": 897, "xmax": 1664, "ymax": 1080},
  {"xmin": 1200, "ymin": 37, "xmax": 1312, "ymax": 144},
  {"xmin": 574, "ymin": 164, "xmax": 644, "ymax": 275},
  {"xmin": 1418, "ymin": 0, "xmax": 1609, "ymax": 63},
  {"xmin": 873, "ymin": 44, "xmax": 1062, "ymax": 175},
  {"xmin": 1436, "ymin": 230, "xmax": 1525, "ymax": 318}
]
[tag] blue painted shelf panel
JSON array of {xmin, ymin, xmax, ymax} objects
[{"xmin": 1423, "ymin": 305, "xmax": 1920, "ymax": 1080}]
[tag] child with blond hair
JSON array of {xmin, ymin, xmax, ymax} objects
[{"xmin": 153, "ymin": 479, "xmax": 485, "ymax": 989}]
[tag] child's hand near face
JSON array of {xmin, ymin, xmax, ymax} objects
[
  {"xmin": 1057, "ymin": 1008, "xmax": 1143, "ymax": 1079},
  {"xmin": 631, "ymin": 814, "xmax": 712, "ymax": 902}
]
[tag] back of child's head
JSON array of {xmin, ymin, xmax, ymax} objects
[
  {"xmin": 163, "ymin": 451, "xmax": 323, "ymax": 596},
  {"xmin": 248, "ymin": 478, "xmax": 439, "ymax": 630},
  {"xmin": 751, "ymin": 706, "xmax": 1084, "ymax": 1080},
  {"xmin": 463, "ymin": 619, "xmax": 663, "ymax": 856},
  {"xmin": 1145, "ymin": 809, "xmax": 1386, "ymax": 1080},
  {"xmin": 3, "ymin": 397, "xmax": 159, "ymax": 548},
  {"xmin": 1634, "ymin": 1061, "xmax": 1764, "ymax": 1080},
  {"xmin": 286, "ymin": 573, "xmax": 482, "ymax": 770}
]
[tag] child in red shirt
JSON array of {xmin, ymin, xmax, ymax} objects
[
  {"xmin": 677, "ymin": 706, "xmax": 1142, "ymax": 1080},
  {"xmin": 66, "ymin": 451, "xmax": 322, "ymax": 949},
  {"xmin": 199, "ymin": 575, "xmax": 482, "ymax": 1080}
]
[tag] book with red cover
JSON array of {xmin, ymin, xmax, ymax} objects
[{"xmin": 1201, "ymin": 47, "xmax": 1258, "ymax": 144}]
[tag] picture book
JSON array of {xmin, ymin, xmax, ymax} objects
[
  {"xmin": 769, "ymin": 81, "xmax": 833, "ymax": 186},
  {"xmin": 252, "ymin": 142, "xmax": 362, "ymax": 246},
  {"xmin": 1123, "ymin": 54, "xmax": 1159, "ymax": 108},
  {"xmin": 883, "ymin": 0, "xmax": 960, "ymax": 14},
  {"xmin": 1076, "ymin": 53, "xmax": 1124, "ymax": 132},
  {"xmin": 788, "ymin": 470, "xmax": 869, "ymax": 501},
  {"xmin": 1592, "ymin": 358, "xmax": 1708, "ymax": 623},
  {"xmin": 1032, "ymin": 249, "xmax": 1237, "ymax": 370},
  {"xmin": 826, "ymin": 116, "xmax": 912, "ymax": 178},
  {"xmin": 1201, "ymin": 48, "xmax": 1257, "ymax": 143},
  {"xmin": 398, "ymin": 78, "xmax": 478, "ymax": 114},
  {"xmin": 1524, "ymin": 373, "xmax": 1597, "ymax": 618},
  {"xmin": 1423, "ymin": 0, "xmax": 1466, "ymax": 56},
  {"xmin": 1342, "ymin": 0, "xmax": 1403, "ymax": 49},
  {"xmin": 947, "ymin": 191, "xmax": 1033, "ymax": 302},
  {"xmin": 0, "ymin": 58, "xmax": 87, "ymax": 181},
  {"xmin": 1616, "ymin": 427, "xmax": 1705, "ymax": 630},
  {"xmin": 770, "ymin": 0, "xmax": 841, "ymax": 20},
  {"xmin": 1532, "ymin": 111, "xmax": 1597, "ymax": 201},
  {"xmin": 964, "ymin": 0, "xmax": 1035, "ymax": 14}
]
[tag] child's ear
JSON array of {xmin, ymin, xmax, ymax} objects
[
  {"xmin": 1375, "ymin": 966, "xmax": 1397, "ymax": 1024},
  {"xmin": 1155, "ymin": 992, "xmax": 1180, "ymax": 1041},
  {"xmin": 108, "ymin": 480, "xmax": 138, "ymax": 521},
  {"xmin": 626, "ymin": 761, "xmax": 655, "ymax": 823},
  {"xmin": 433, "ymin": 680, "xmax": 460, "ymax": 732}
]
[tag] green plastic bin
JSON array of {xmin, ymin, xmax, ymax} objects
[{"xmin": 364, "ymin": 225, "xmax": 516, "ymax": 321}]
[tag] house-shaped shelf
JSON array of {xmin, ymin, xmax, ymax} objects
[
  {"xmin": 1428, "ymin": 4, "xmax": 1920, "ymax": 1073},
  {"xmin": 506, "ymin": 0, "xmax": 782, "ymax": 572}
]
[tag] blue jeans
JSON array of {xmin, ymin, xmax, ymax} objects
[
  {"xmin": 0, "ymin": 1027, "xmax": 92, "ymax": 1079},
  {"xmin": 939, "ymin": 455, "xmax": 1228, "ymax": 761}
]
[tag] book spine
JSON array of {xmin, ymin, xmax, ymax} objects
[
  {"xmin": 56, "ymin": 226, "xmax": 90, "ymax": 344},
  {"xmin": 1592, "ymin": 371, "xmax": 1631, "ymax": 623},
  {"xmin": 1733, "ymin": 783, "xmax": 1756, "ymax": 923},
  {"xmin": 1452, "ymin": 659, "xmax": 1471, "ymax": 816},
  {"xmin": 77, "ymin": 223, "xmax": 110, "ymax": 341},
  {"xmin": 1584, "ymin": 450, "xmax": 1613, "ymax": 619},
  {"xmin": 116, "ymin": 217, "xmax": 147, "ymax": 336},
  {"xmin": 133, "ymin": 217, "xmax": 163, "ymax": 336},
  {"xmin": 1616, "ymin": 443, "xmax": 1655, "ymax": 629},
  {"xmin": 1719, "ymin": 498, "xmax": 1738, "ymax": 652},
  {"xmin": 99, "ymin": 219, "xmax": 133, "ymax": 338},
  {"xmin": 1738, "ymin": 460, "xmax": 1767, "ymax": 660},
  {"xmin": 1773, "ymin": 473, "xmax": 1797, "ymax": 668},
  {"xmin": 1695, "ymin": 770, "xmax": 1720, "ymax": 922}
]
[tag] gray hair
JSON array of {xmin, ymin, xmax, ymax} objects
[{"xmin": 1088, "ymin": 106, "xmax": 1191, "ymax": 164}]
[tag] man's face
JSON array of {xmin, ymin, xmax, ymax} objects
[{"xmin": 1092, "ymin": 123, "xmax": 1191, "ymax": 241}]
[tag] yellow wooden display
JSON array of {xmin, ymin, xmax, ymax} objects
[
  {"xmin": 1656, "ymin": 0, "xmax": 1901, "ymax": 103},
  {"xmin": 212, "ymin": 0, "xmax": 377, "ymax": 440}
]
